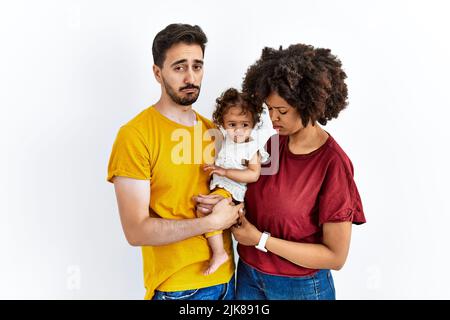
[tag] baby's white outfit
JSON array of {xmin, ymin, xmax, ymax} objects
[{"xmin": 210, "ymin": 105, "xmax": 277, "ymax": 201}]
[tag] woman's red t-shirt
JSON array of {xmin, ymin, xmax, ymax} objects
[{"xmin": 238, "ymin": 134, "xmax": 366, "ymax": 276}]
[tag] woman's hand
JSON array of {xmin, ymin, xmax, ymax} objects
[
  {"xmin": 202, "ymin": 164, "xmax": 227, "ymax": 177},
  {"xmin": 231, "ymin": 213, "xmax": 262, "ymax": 246}
]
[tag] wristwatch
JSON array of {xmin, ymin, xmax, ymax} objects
[{"xmin": 255, "ymin": 231, "xmax": 271, "ymax": 252}]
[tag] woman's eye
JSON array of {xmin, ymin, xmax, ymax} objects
[{"xmin": 279, "ymin": 110, "xmax": 287, "ymax": 115}]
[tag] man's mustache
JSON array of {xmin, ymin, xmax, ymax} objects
[{"xmin": 180, "ymin": 84, "xmax": 200, "ymax": 91}]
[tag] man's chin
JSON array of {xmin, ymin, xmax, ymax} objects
[
  {"xmin": 173, "ymin": 96, "xmax": 199, "ymax": 106},
  {"xmin": 178, "ymin": 93, "xmax": 199, "ymax": 106},
  {"xmin": 179, "ymin": 99, "xmax": 198, "ymax": 106}
]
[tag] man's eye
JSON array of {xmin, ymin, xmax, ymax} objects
[
  {"xmin": 193, "ymin": 65, "xmax": 203, "ymax": 70},
  {"xmin": 175, "ymin": 66, "xmax": 184, "ymax": 71}
]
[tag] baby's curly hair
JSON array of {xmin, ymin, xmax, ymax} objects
[
  {"xmin": 212, "ymin": 88, "xmax": 263, "ymax": 127},
  {"xmin": 242, "ymin": 44, "xmax": 348, "ymax": 127}
]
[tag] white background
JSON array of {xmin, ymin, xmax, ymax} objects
[{"xmin": 1, "ymin": 0, "xmax": 449, "ymax": 299}]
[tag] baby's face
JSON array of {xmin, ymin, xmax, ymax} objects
[{"xmin": 222, "ymin": 106, "xmax": 254, "ymax": 143}]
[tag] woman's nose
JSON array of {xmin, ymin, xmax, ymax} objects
[{"xmin": 270, "ymin": 110, "xmax": 279, "ymax": 121}]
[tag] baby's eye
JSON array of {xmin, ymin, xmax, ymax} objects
[
  {"xmin": 229, "ymin": 123, "xmax": 235, "ymax": 127},
  {"xmin": 243, "ymin": 123, "xmax": 249, "ymax": 127}
]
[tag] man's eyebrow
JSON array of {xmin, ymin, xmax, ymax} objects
[
  {"xmin": 170, "ymin": 59, "xmax": 187, "ymax": 67},
  {"xmin": 170, "ymin": 59, "xmax": 204, "ymax": 67}
]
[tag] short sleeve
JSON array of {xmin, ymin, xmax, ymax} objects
[
  {"xmin": 107, "ymin": 125, "xmax": 151, "ymax": 183},
  {"xmin": 258, "ymin": 146, "xmax": 270, "ymax": 164},
  {"xmin": 318, "ymin": 159, "xmax": 366, "ymax": 226},
  {"xmin": 210, "ymin": 187, "xmax": 232, "ymax": 199}
]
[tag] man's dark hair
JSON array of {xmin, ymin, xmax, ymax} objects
[
  {"xmin": 152, "ymin": 23, "xmax": 207, "ymax": 68},
  {"xmin": 242, "ymin": 44, "xmax": 348, "ymax": 127}
]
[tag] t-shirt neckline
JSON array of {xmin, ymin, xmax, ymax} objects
[
  {"xmin": 150, "ymin": 105, "xmax": 199, "ymax": 129},
  {"xmin": 285, "ymin": 133, "xmax": 332, "ymax": 159}
]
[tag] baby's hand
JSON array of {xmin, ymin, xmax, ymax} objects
[{"xmin": 202, "ymin": 164, "xmax": 227, "ymax": 177}]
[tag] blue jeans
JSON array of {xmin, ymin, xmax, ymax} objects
[
  {"xmin": 236, "ymin": 259, "xmax": 335, "ymax": 300},
  {"xmin": 152, "ymin": 275, "xmax": 235, "ymax": 300}
]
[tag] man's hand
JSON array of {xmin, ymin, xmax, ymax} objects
[
  {"xmin": 203, "ymin": 164, "xmax": 227, "ymax": 177},
  {"xmin": 207, "ymin": 198, "xmax": 243, "ymax": 231},
  {"xmin": 192, "ymin": 194, "xmax": 225, "ymax": 216}
]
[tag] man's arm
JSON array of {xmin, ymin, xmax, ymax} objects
[{"xmin": 113, "ymin": 176, "xmax": 242, "ymax": 246}]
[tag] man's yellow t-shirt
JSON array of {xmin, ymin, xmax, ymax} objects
[{"xmin": 107, "ymin": 106, "xmax": 234, "ymax": 300}]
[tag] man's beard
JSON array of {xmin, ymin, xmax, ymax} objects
[{"xmin": 163, "ymin": 80, "xmax": 201, "ymax": 106}]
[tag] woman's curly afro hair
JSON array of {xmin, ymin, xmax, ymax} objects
[
  {"xmin": 242, "ymin": 44, "xmax": 348, "ymax": 127},
  {"xmin": 212, "ymin": 88, "xmax": 263, "ymax": 127}
]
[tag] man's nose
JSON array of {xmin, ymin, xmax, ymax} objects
[{"xmin": 184, "ymin": 69, "xmax": 195, "ymax": 83}]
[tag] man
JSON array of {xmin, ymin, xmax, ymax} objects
[{"xmin": 107, "ymin": 24, "xmax": 241, "ymax": 300}]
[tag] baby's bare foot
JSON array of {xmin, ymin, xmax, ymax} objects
[{"xmin": 203, "ymin": 251, "xmax": 229, "ymax": 276}]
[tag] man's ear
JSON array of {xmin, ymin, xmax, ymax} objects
[{"xmin": 153, "ymin": 64, "xmax": 162, "ymax": 84}]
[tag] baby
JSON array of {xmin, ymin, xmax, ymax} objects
[{"xmin": 201, "ymin": 88, "xmax": 276, "ymax": 275}]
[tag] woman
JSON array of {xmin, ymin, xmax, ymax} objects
[
  {"xmin": 195, "ymin": 43, "xmax": 365, "ymax": 300},
  {"xmin": 231, "ymin": 44, "xmax": 366, "ymax": 300}
]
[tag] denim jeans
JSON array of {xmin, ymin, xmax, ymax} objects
[
  {"xmin": 236, "ymin": 259, "xmax": 336, "ymax": 300},
  {"xmin": 152, "ymin": 275, "xmax": 235, "ymax": 300}
]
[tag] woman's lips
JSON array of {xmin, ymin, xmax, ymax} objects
[{"xmin": 273, "ymin": 126, "xmax": 282, "ymax": 132}]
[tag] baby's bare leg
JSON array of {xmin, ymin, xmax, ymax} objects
[{"xmin": 204, "ymin": 233, "xmax": 229, "ymax": 275}]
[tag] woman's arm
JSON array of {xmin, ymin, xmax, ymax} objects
[
  {"xmin": 232, "ymin": 216, "xmax": 352, "ymax": 270},
  {"xmin": 203, "ymin": 152, "xmax": 261, "ymax": 183}
]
